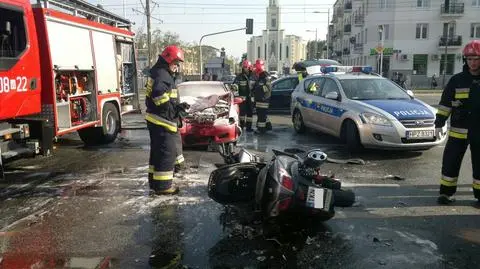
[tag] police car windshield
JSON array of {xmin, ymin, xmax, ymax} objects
[
  {"xmin": 339, "ymin": 78, "xmax": 411, "ymax": 100},
  {"xmin": 178, "ymin": 83, "xmax": 227, "ymax": 98}
]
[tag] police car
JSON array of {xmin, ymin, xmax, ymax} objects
[{"xmin": 290, "ymin": 66, "xmax": 448, "ymax": 151}]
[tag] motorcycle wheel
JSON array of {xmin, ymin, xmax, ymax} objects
[{"xmin": 333, "ymin": 189, "xmax": 356, "ymax": 207}]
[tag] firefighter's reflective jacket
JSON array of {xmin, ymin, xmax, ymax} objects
[
  {"xmin": 435, "ymin": 71, "xmax": 480, "ymax": 139},
  {"xmin": 145, "ymin": 57, "xmax": 179, "ymax": 133},
  {"xmin": 253, "ymin": 73, "xmax": 272, "ymax": 103},
  {"xmin": 232, "ymin": 72, "xmax": 252, "ymax": 97}
]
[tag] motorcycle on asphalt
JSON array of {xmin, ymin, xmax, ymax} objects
[{"xmin": 207, "ymin": 145, "xmax": 356, "ymax": 222}]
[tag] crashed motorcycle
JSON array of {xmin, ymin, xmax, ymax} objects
[{"xmin": 208, "ymin": 146, "xmax": 356, "ymax": 221}]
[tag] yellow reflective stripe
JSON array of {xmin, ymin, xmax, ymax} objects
[
  {"xmin": 449, "ymin": 127, "xmax": 468, "ymax": 139},
  {"xmin": 263, "ymin": 85, "xmax": 269, "ymax": 93},
  {"xmin": 256, "ymin": 102, "xmax": 269, "ymax": 108},
  {"xmin": 239, "ymin": 81, "xmax": 247, "ymax": 86},
  {"xmin": 449, "ymin": 131, "xmax": 467, "ymax": 139},
  {"xmin": 257, "ymin": 122, "xmax": 267, "ymax": 127},
  {"xmin": 298, "ymin": 73, "xmax": 303, "ymax": 81},
  {"xmin": 144, "ymin": 78, "xmax": 154, "ymax": 97},
  {"xmin": 153, "ymin": 171, "xmax": 174, "ymax": 181},
  {"xmin": 474, "ymin": 179, "xmax": 480, "ymax": 190},
  {"xmin": 436, "ymin": 105, "xmax": 451, "ymax": 117},
  {"xmin": 246, "ymin": 117, "xmax": 253, "ymax": 122},
  {"xmin": 441, "ymin": 179, "xmax": 457, "ymax": 187},
  {"xmin": 455, "ymin": 88, "xmax": 469, "ymax": 93},
  {"xmin": 455, "ymin": 93, "xmax": 469, "ymax": 99},
  {"xmin": 145, "ymin": 113, "xmax": 178, "ymax": 132},
  {"xmin": 169, "ymin": 89, "xmax": 178, "ymax": 98},
  {"xmin": 176, "ymin": 154, "xmax": 185, "ymax": 164},
  {"xmin": 149, "ymin": 165, "xmax": 154, "ymax": 173},
  {"xmin": 152, "ymin": 92, "xmax": 170, "ymax": 105}
]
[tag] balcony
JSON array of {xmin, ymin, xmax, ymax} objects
[
  {"xmin": 438, "ymin": 35, "xmax": 462, "ymax": 47},
  {"xmin": 344, "ymin": 24, "xmax": 351, "ymax": 34},
  {"xmin": 344, "ymin": 2, "xmax": 352, "ymax": 12},
  {"xmin": 354, "ymin": 15, "xmax": 364, "ymax": 26},
  {"xmin": 440, "ymin": 3, "xmax": 464, "ymax": 16}
]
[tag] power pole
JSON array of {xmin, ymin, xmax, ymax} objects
[{"xmin": 146, "ymin": 0, "xmax": 152, "ymax": 67}]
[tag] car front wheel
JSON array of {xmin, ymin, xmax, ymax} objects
[{"xmin": 292, "ymin": 109, "xmax": 306, "ymax": 133}]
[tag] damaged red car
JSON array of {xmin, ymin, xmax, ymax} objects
[{"xmin": 177, "ymin": 81, "xmax": 243, "ymax": 148}]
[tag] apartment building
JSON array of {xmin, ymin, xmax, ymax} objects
[{"xmin": 328, "ymin": 0, "xmax": 480, "ymax": 86}]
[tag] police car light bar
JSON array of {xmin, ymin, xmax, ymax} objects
[{"xmin": 321, "ymin": 65, "xmax": 373, "ymax": 74}]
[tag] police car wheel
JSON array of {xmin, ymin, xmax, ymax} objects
[
  {"xmin": 344, "ymin": 120, "xmax": 363, "ymax": 153},
  {"xmin": 292, "ymin": 110, "xmax": 306, "ymax": 133}
]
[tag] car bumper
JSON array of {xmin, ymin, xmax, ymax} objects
[
  {"xmin": 357, "ymin": 123, "xmax": 447, "ymax": 150},
  {"xmin": 180, "ymin": 122, "xmax": 240, "ymax": 146}
]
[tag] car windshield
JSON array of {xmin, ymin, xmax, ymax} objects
[
  {"xmin": 177, "ymin": 83, "xmax": 227, "ymax": 98},
  {"xmin": 339, "ymin": 78, "xmax": 411, "ymax": 100}
]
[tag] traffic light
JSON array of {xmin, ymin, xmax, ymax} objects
[{"xmin": 246, "ymin": 18, "xmax": 253, "ymax": 34}]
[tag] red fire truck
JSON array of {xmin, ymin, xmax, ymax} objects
[{"xmin": 0, "ymin": 0, "xmax": 140, "ymax": 177}]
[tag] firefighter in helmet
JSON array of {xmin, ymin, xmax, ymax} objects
[
  {"xmin": 252, "ymin": 59, "xmax": 272, "ymax": 133},
  {"xmin": 232, "ymin": 60, "xmax": 254, "ymax": 131},
  {"xmin": 435, "ymin": 39, "xmax": 480, "ymax": 204},
  {"xmin": 145, "ymin": 45, "xmax": 189, "ymax": 195}
]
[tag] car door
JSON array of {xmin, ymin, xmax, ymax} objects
[
  {"xmin": 271, "ymin": 77, "xmax": 294, "ymax": 110},
  {"xmin": 299, "ymin": 77, "xmax": 325, "ymax": 129},
  {"xmin": 316, "ymin": 78, "xmax": 345, "ymax": 136}
]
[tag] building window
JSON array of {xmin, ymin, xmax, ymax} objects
[
  {"xmin": 417, "ymin": 0, "xmax": 429, "ymax": 7},
  {"xmin": 440, "ymin": 54, "xmax": 455, "ymax": 75},
  {"xmin": 474, "ymin": 0, "xmax": 480, "ymax": 7},
  {"xmin": 271, "ymin": 18, "xmax": 276, "ymax": 28},
  {"xmin": 279, "ymin": 44, "xmax": 282, "ymax": 60},
  {"xmin": 378, "ymin": 25, "xmax": 389, "ymax": 40},
  {"xmin": 365, "ymin": 28, "xmax": 368, "ymax": 44},
  {"xmin": 416, "ymin": 23, "xmax": 428, "ymax": 39},
  {"xmin": 379, "ymin": 0, "xmax": 387, "ymax": 9},
  {"xmin": 257, "ymin": 46, "xmax": 260, "ymax": 58},
  {"xmin": 286, "ymin": 46, "xmax": 289, "ymax": 58},
  {"xmin": 413, "ymin": 54, "xmax": 428, "ymax": 75},
  {"xmin": 264, "ymin": 44, "xmax": 267, "ymax": 58},
  {"xmin": 471, "ymin": 23, "xmax": 480, "ymax": 38}
]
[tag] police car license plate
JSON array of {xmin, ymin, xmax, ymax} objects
[
  {"xmin": 406, "ymin": 130, "xmax": 434, "ymax": 139},
  {"xmin": 306, "ymin": 187, "xmax": 325, "ymax": 209}
]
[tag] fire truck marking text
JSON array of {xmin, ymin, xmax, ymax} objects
[{"xmin": 0, "ymin": 76, "xmax": 28, "ymax": 93}]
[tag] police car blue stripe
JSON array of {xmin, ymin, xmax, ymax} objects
[
  {"xmin": 297, "ymin": 97, "xmax": 347, "ymax": 117},
  {"xmin": 361, "ymin": 99, "xmax": 434, "ymax": 120}
]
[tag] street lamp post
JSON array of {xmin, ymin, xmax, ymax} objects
[
  {"xmin": 378, "ymin": 25, "xmax": 384, "ymax": 76},
  {"xmin": 312, "ymin": 10, "xmax": 330, "ymax": 59}
]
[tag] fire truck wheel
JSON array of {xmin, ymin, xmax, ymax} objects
[
  {"xmin": 78, "ymin": 103, "xmax": 120, "ymax": 145},
  {"xmin": 100, "ymin": 103, "xmax": 120, "ymax": 143}
]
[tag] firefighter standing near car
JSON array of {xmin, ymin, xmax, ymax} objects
[
  {"xmin": 145, "ymin": 45, "xmax": 190, "ymax": 195},
  {"xmin": 252, "ymin": 59, "xmax": 272, "ymax": 133},
  {"xmin": 435, "ymin": 40, "xmax": 480, "ymax": 204},
  {"xmin": 232, "ymin": 60, "xmax": 254, "ymax": 132}
]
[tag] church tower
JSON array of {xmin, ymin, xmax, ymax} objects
[{"xmin": 265, "ymin": 0, "xmax": 282, "ymax": 71}]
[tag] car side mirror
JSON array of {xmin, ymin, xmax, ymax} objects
[
  {"xmin": 233, "ymin": 97, "xmax": 244, "ymax": 104},
  {"xmin": 406, "ymin": 90, "xmax": 414, "ymax": 97},
  {"xmin": 325, "ymin": 91, "xmax": 341, "ymax": 101}
]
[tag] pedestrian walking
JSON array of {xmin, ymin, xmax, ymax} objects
[{"xmin": 435, "ymin": 40, "xmax": 480, "ymax": 204}]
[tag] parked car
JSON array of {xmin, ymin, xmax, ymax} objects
[
  {"xmin": 269, "ymin": 75, "xmax": 299, "ymax": 112},
  {"xmin": 177, "ymin": 81, "xmax": 243, "ymax": 148},
  {"xmin": 290, "ymin": 66, "xmax": 448, "ymax": 151}
]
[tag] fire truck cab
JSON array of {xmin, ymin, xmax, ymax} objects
[{"xmin": 0, "ymin": 0, "xmax": 140, "ymax": 177}]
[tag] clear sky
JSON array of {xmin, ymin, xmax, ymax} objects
[{"xmin": 90, "ymin": 0, "xmax": 336, "ymax": 58}]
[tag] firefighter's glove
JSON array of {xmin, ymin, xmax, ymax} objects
[{"xmin": 435, "ymin": 127, "xmax": 444, "ymax": 140}]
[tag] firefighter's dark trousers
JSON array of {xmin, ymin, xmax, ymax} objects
[
  {"xmin": 255, "ymin": 101, "xmax": 271, "ymax": 133},
  {"xmin": 147, "ymin": 122, "xmax": 176, "ymax": 191},
  {"xmin": 175, "ymin": 130, "xmax": 185, "ymax": 167},
  {"xmin": 440, "ymin": 134, "xmax": 480, "ymax": 199},
  {"xmin": 239, "ymin": 96, "xmax": 253, "ymax": 130}
]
